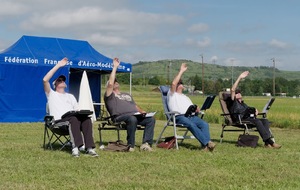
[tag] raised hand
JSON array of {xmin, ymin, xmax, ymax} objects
[
  {"xmin": 57, "ymin": 57, "xmax": 68, "ymax": 67},
  {"xmin": 113, "ymin": 58, "xmax": 120, "ymax": 68},
  {"xmin": 239, "ymin": 71, "xmax": 249, "ymax": 79},
  {"xmin": 180, "ymin": 63, "xmax": 188, "ymax": 72}
]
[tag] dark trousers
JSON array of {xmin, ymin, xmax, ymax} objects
[
  {"xmin": 244, "ymin": 118, "xmax": 273, "ymax": 143},
  {"xmin": 60, "ymin": 116, "xmax": 95, "ymax": 149},
  {"xmin": 115, "ymin": 115, "xmax": 155, "ymax": 148}
]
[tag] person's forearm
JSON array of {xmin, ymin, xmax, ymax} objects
[
  {"xmin": 172, "ymin": 70, "xmax": 184, "ymax": 86},
  {"xmin": 43, "ymin": 64, "xmax": 61, "ymax": 83},
  {"xmin": 136, "ymin": 105, "xmax": 145, "ymax": 113},
  {"xmin": 109, "ymin": 66, "xmax": 117, "ymax": 82},
  {"xmin": 231, "ymin": 75, "xmax": 242, "ymax": 92}
]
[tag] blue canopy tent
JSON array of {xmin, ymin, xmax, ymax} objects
[{"xmin": 0, "ymin": 35, "xmax": 132, "ymax": 122}]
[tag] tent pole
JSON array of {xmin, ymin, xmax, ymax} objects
[{"xmin": 130, "ymin": 72, "xmax": 132, "ymax": 95}]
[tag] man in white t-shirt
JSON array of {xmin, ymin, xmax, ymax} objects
[
  {"xmin": 167, "ymin": 63, "xmax": 215, "ymax": 151},
  {"xmin": 43, "ymin": 57, "xmax": 98, "ymax": 157}
]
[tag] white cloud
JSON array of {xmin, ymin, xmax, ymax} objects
[
  {"xmin": 86, "ymin": 33, "xmax": 129, "ymax": 46},
  {"xmin": 224, "ymin": 58, "xmax": 240, "ymax": 66},
  {"xmin": 188, "ymin": 23, "xmax": 209, "ymax": 33},
  {"xmin": 269, "ymin": 39, "xmax": 288, "ymax": 49},
  {"xmin": 0, "ymin": 1, "xmax": 29, "ymax": 17},
  {"xmin": 210, "ymin": 55, "xmax": 218, "ymax": 63},
  {"xmin": 20, "ymin": 6, "xmax": 184, "ymax": 34},
  {"xmin": 185, "ymin": 37, "xmax": 211, "ymax": 48}
]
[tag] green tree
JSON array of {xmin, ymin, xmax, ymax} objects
[{"xmin": 148, "ymin": 76, "xmax": 161, "ymax": 85}]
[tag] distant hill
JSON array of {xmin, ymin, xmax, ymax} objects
[{"xmin": 132, "ymin": 59, "xmax": 300, "ymax": 81}]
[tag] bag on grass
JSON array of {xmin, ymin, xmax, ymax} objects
[
  {"xmin": 237, "ymin": 134, "xmax": 259, "ymax": 148},
  {"xmin": 157, "ymin": 136, "xmax": 176, "ymax": 149},
  {"xmin": 104, "ymin": 141, "xmax": 130, "ymax": 152}
]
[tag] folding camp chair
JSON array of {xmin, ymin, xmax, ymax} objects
[
  {"xmin": 218, "ymin": 90, "xmax": 275, "ymax": 143},
  {"xmin": 98, "ymin": 108, "xmax": 145, "ymax": 147},
  {"xmin": 43, "ymin": 115, "xmax": 71, "ymax": 150},
  {"xmin": 155, "ymin": 85, "xmax": 215, "ymax": 149},
  {"xmin": 43, "ymin": 104, "xmax": 71, "ymax": 150}
]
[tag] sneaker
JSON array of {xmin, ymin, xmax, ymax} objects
[
  {"xmin": 140, "ymin": 142, "xmax": 153, "ymax": 152},
  {"xmin": 202, "ymin": 146, "xmax": 209, "ymax": 152},
  {"xmin": 86, "ymin": 148, "xmax": 99, "ymax": 157},
  {"xmin": 129, "ymin": 147, "xmax": 135, "ymax": 152},
  {"xmin": 79, "ymin": 145, "xmax": 85, "ymax": 152},
  {"xmin": 207, "ymin": 141, "xmax": 216, "ymax": 152},
  {"xmin": 72, "ymin": 147, "xmax": 80, "ymax": 157},
  {"xmin": 265, "ymin": 143, "xmax": 282, "ymax": 149}
]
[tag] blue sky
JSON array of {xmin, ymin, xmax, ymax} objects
[{"xmin": 0, "ymin": 0, "xmax": 299, "ymax": 71}]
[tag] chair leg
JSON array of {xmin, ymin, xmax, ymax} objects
[
  {"xmin": 172, "ymin": 123, "xmax": 179, "ymax": 150},
  {"xmin": 220, "ymin": 124, "xmax": 225, "ymax": 143},
  {"xmin": 244, "ymin": 124, "xmax": 250, "ymax": 134},
  {"xmin": 155, "ymin": 124, "xmax": 168, "ymax": 145},
  {"xmin": 180, "ymin": 129, "xmax": 189, "ymax": 144},
  {"xmin": 117, "ymin": 129, "xmax": 121, "ymax": 142},
  {"xmin": 174, "ymin": 138, "xmax": 179, "ymax": 150},
  {"xmin": 61, "ymin": 136, "xmax": 71, "ymax": 150},
  {"xmin": 98, "ymin": 124, "xmax": 104, "ymax": 147},
  {"xmin": 43, "ymin": 126, "xmax": 48, "ymax": 150}
]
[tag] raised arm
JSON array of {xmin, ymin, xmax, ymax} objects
[
  {"xmin": 170, "ymin": 63, "xmax": 187, "ymax": 93},
  {"xmin": 105, "ymin": 58, "xmax": 120, "ymax": 97},
  {"xmin": 43, "ymin": 57, "xmax": 68, "ymax": 94},
  {"xmin": 231, "ymin": 71, "xmax": 249, "ymax": 100}
]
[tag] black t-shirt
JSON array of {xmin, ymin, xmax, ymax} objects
[{"xmin": 230, "ymin": 99, "xmax": 249, "ymax": 121}]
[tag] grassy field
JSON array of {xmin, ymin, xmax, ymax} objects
[
  {"xmin": 0, "ymin": 121, "xmax": 299, "ymax": 190},
  {"xmin": 1, "ymin": 85, "xmax": 300, "ymax": 189},
  {"xmin": 129, "ymin": 85, "xmax": 300, "ymax": 129}
]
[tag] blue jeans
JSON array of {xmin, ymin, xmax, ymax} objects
[
  {"xmin": 115, "ymin": 115, "xmax": 155, "ymax": 148},
  {"xmin": 175, "ymin": 115, "xmax": 211, "ymax": 147}
]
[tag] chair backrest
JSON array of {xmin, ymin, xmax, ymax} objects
[
  {"xmin": 158, "ymin": 85, "xmax": 171, "ymax": 120},
  {"xmin": 219, "ymin": 91, "xmax": 234, "ymax": 125},
  {"xmin": 200, "ymin": 95, "xmax": 216, "ymax": 111}
]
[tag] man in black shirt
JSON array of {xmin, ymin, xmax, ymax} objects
[{"xmin": 231, "ymin": 71, "xmax": 281, "ymax": 149}]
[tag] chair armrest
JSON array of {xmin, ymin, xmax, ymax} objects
[
  {"xmin": 165, "ymin": 111, "xmax": 180, "ymax": 115},
  {"xmin": 257, "ymin": 112, "xmax": 267, "ymax": 118},
  {"xmin": 44, "ymin": 115, "xmax": 55, "ymax": 126}
]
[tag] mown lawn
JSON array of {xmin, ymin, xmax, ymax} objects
[
  {"xmin": 1, "ymin": 85, "xmax": 299, "ymax": 189},
  {"xmin": 0, "ymin": 120, "xmax": 299, "ymax": 190}
]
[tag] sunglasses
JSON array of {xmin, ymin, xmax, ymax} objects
[{"xmin": 55, "ymin": 78, "xmax": 65, "ymax": 85}]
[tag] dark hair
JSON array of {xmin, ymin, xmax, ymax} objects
[
  {"xmin": 178, "ymin": 79, "xmax": 183, "ymax": 85},
  {"xmin": 235, "ymin": 89, "xmax": 241, "ymax": 94}
]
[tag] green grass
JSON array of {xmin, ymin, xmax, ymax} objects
[
  {"xmin": 127, "ymin": 85, "xmax": 300, "ymax": 129},
  {"xmin": 1, "ymin": 86, "xmax": 300, "ymax": 189},
  {"xmin": 1, "ymin": 121, "xmax": 300, "ymax": 190}
]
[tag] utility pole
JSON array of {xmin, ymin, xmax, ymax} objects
[
  {"xmin": 231, "ymin": 58, "xmax": 234, "ymax": 86},
  {"xmin": 200, "ymin": 54, "xmax": 204, "ymax": 96},
  {"xmin": 271, "ymin": 58, "xmax": 276, "ymax": 96},
  {"xmin": 167, "ymin": 61, "xmax": 172, "ymax": 84}
]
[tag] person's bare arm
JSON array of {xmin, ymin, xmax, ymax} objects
[
  {"xmin": 105, "ymin": 58, "xmax": 120, "ymax": 97},
  {"xmin": 136, "ymin": 105, "xmax": 146, "ymax": 114},
  {"xmin": 170, "ymin": 63, "xmax": 187, "ymax": 93},
  {"xmin": 43, "ymin": 57, "xmax": 68, "ymax": 94},
  {"xmin": 231, "ymin": 71, "xmax": 249, "ymax": 100}
]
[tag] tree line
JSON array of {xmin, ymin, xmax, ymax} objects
[{"xmin": 116, "ymin": 73, "xmax": 300, "ymax": 97}]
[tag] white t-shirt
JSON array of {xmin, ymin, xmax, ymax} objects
[
  {"xmin": 46, "ymin": 89, "xmax": 79, "ymax": 120},
  {"xmin": 167, "ymin": 90, "xmax": 193, "ymax": 115}
]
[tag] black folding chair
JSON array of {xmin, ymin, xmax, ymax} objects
[
  {"xmin": 219, "ymin": 90, "xmax": 275, "ymax": 143},
  {"xmin": 43, "ymin": 115, "xmax": 71, "ymax": 150},
  {"xmin": 98, "ymin": 108, "xmax": 145, "ymax": 147}
]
